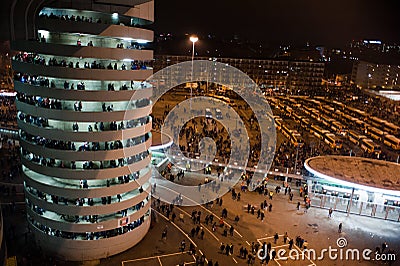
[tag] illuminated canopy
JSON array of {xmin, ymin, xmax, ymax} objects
[{"xmin": 305, "ymin": 156, "xmax": 400, "ymax": 197}]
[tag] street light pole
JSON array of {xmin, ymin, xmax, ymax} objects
[
  {"xmin": 189, "ymin": 36, "xmax": 198, "ymax": 111},
  {"xmin": 294, "ymin": 144, "xmax": 299, "ymax": 174}
]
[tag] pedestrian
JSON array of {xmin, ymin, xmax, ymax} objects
[
  {"xmin": 274, "ymin": 233, "xmax": 279, "ymax": 244},
  {"xmin": 297, "ymin": 202, "xmax": 301, "ymax": 210},
  {"xmin": 288, "ymin": 239, "xmax": 294, "ymax": 250},
  {"xmin": 189, "ymin": 243, "xmax": 196, "ymax": 255},
  {"xmin": 268, "ymin": 204, "xmax": 272, "ymax": 212},
  {"xmin": 382, "ymin": 242, "xmax": 387, "ymax": 252},
  {"xmin": 212, "ymin": 223, "xmax": 217, "ymax": 232},
  {"xmin": 328, "ymin": 208, "xmax": 333, "ymax": 218},
  {"xmin": 200, "ymin": 229, "xmax": 205, "ymax": 240},
  {"xmin": 338, "ymin": 223, "xmax": 342, "ymax": 233},
  {"xmin": 229, "ymin": 225, "xmax": 234, "ymax": 236},
  {"xmin": 303, "ymin": 240, "xmax": 308, "ymax": 250},
  {"xmin": 223, "ymin": 227, "xmax": 228, "ymax": 237},
  {"xmin": 220, "ymin": 243, "xmax": 225, "ymax": 253},
  {"xmin": 161, "ymin": 227, "xmax": 167, "ymax": 240},
  {"xmin": 180, "ymin": 240, "xmax": 186, "ymax": 252},
  {"xmin": 271, "ymin": 250, "xmax": 276, "ymax": 260},
  {"xmin": 260, "ymin": 211, "xmax": 265, "ymax": 222},
  {"xmin": 284, "ymin": 232, "xmax": 288, "ymax": 244}
]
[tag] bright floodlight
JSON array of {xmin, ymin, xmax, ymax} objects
[{"xmin": 190, "ymin": 36, "xmax": 198, "ymax": 43}]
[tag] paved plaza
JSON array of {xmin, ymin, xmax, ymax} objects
[{"xmin": 3, "ymin": 174, "xmax": 399, "ymax": 265}]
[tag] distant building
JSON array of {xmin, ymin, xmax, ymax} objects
[
  {"xmin": 153, "ymin": 55, "xmax": 324, "ymax": 93},
  {"xmin": 351, "ymin": 61, "xmax": 400, "ymax": 89}
]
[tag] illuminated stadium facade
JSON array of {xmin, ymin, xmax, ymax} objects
[
  {"xmin": 305, "ymin": 156, "xmax": 400, "ymax": 222},
  {"xmin": 10, "ymin": 0, "xmax": 154, "ymax": 260}
]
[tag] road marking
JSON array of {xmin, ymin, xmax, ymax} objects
[
  {"xmin": 157, "ymin": 256, "xmax": 163, "ymax": 266},
  {"xmin": 153, "ymin": 209, "xmax": 197, "ymax": 248},
  {"xmin": 201, "ymin": 222, "xmax": 220, "ymax": 241},
  {"xmin": 154, "ymin": 184, "xmax": 244, "ymax": 238},
  {"xmin": 198, "ymin": 250, "xmax": 203, "ymax": 255},
  {"xmin": 246, "ymin": 241, "xmax": 250, "ymax": 246},
  {"xmin": 273, "ymin": 244, "xmax": 289, "ymax": 249},
  {"xmin": 197, "ymin": 204, "xmax": 243, "ymax": 237},
  {"xmin": 255, "ymin": 236, "xmax": 316, "ymax": 266},
  {"xmin": 121, "ymin": 251, "xmax": 189, "ymax": 265},
  {"xmin": 232, "ymin": 257, "xmax": 238, "ymax": 264},
  {"xmin": 175, "ymin": 206, "xmax": 220, "ymax": 242}
]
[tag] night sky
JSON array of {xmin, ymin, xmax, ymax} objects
[
  {"xmin": 154, "ymin": 0, "xmax": 399, "ymax": 47},
  {"xmin": 0, "ymin": 0, "xmax": 398, "ymax": 48}
]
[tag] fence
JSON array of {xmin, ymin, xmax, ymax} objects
[{"xmin": 310, "ymin": 192, "xmax": 400, "ymax": 222}]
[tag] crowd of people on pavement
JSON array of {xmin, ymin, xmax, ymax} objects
[
  {"xmin": 14, "ymin": 52, "xmax": 149, "ymax": 71},
  {"xmin": 152, "ymin": 179, "xmax": 318, "ymax": 266},
  {"xmin": 0, "ymin": 95, "xmax": 16, "ymax": 127}
]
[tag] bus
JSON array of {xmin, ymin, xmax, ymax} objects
[
  {"xmin": 331, "ymin": 121, "xmax": 347, "ymax": 136},
  {"xmin": 321, "ymin": 105, "xmax": 335, "ymax": 116},
  {"xmin": 281, "ymin": 124, "xmax": 292, "ymax": 139},
  {"xmin": 360, "ymin": 138, "xmax": 381, "ymax": 154},
  {"xmin": 278, "ymin": 102, "xmax": 286, "ymax": 111},
  {"xmin": 347, "ymin": 130, "xmax": 366, "ymax": 145},
  {"xmin": 274, "ymin": 116, "xmax": 283, "ymax": 130},
  {"xmin": 346, "ymin": 106, "xmax": 368, "ymax": 119},
  {"xmin": 267, "ymin": 97, "xmax": 278, "ymax": 108},
  {"xmin": 370, "ymin": 117, "xmax": 386, "ymax": 129},
  {"xmin": 320, "ymin": 115, "xmax": 334, "ymax": 127},
  {"xmin": 285, "ymin": 106, "xmax": 294, "ymax": 117},
  {"xmin": 300, "ymin": 118, "xmax": 311, "ymax": 130},
  {"xmin": 292, "ymin": 113, "xmax": 303, "ymax": 123},
  {"xmin": 366, "ymin": 126, "xmax": 385, "ymax": 142},
  {"xmin": 383, "ymin": 134, "xmax": 400, "ymax": 150},
  {"xmin": 355, "ymin": 119, "xmax": 366, "ymax": 130},
  {"xmin": 324, "ymin": 133, "xmax": 343, "ymax": 149},
  {"xmin": 302, "ymin": 106, "xmax": 313, "ymax": 116},
  {"xmin": 307, "ymin": 99, "xmax": 322, "ymax": 107},
  {"xmin": 332, "ymin": 110, "xmax": 343, "ymax": 119},
  {"xmin": 332, "ymin": 100, "xmax": 345, "ymax": 110},
  {"xmin": 342, "ymin": 114, "xmax": 358, "ymax": 125},
  {"xmin": 309, "ymin": 110, "xmax": 320, "ymax": 121},
  {"xmin": 383, "ymin": 122, "xmax": 400, "ymax": 136},
  {"xmin": 287, "ymin": 97, "xmax": 301, "ymax": 107},
  {"xmin": 310, "ymin": 124, "xmax": 330, "ymax": 139}
]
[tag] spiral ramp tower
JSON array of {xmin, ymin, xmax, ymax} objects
[{"xmin": 10, "ymin": 0, "xmax": 154, "ymax": 260}]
